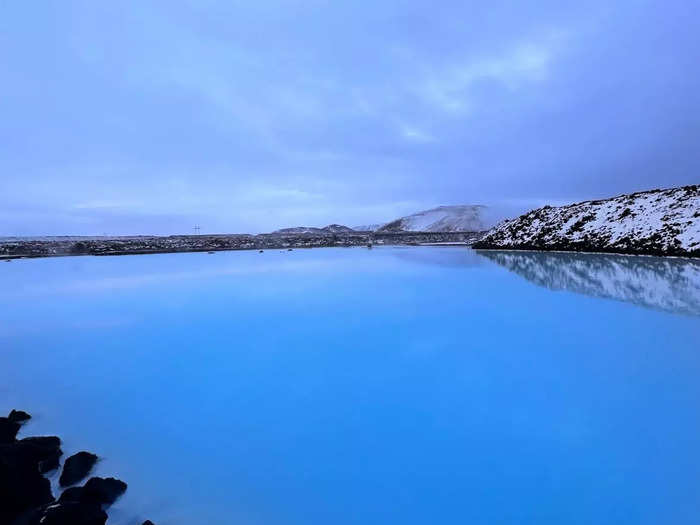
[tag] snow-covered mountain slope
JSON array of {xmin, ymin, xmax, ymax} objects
[
  {"xmin": 273, "ymin": 224, "xmax": 355, "ymax": 234},
  {"xmin": 353, "ymin": 224, "xmax": 381, "ymax": 232},
  {"xmin": 322, "ymin": 224, "xmax": 355, "ymax": 233},
  {"xmin": 474, "ymin": 185, "xmax": 700, "ymax": 257},
  {"xmin": 273, "ymin": 227, "xmax": 325, "ymax": 234},
  {"xmin": 480, "ymin": 250, "xmax": 700, "ymax": 316},
  {"xmin": 377, "ymin": 205, "xmax": 488, "ymax": 232}
]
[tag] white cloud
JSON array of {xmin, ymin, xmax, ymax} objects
[
  {"xmin": 399, "ymin": 125, "xmax": 436, "ymax": 143},
  {"xmin": 416, "ymin": 33, "xmax": 567, "ymax": 113}
]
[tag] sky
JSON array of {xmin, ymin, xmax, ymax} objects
[{"xmin": 1, "ymin": 0, "xmax": 698, "ymax": 235}]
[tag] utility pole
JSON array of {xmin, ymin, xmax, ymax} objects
[{"xmin": 193, "ymin": 225, "xmax": 201, "ymax": 235}]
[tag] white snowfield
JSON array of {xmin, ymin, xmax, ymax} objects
[
  {"xmin": 475, "ymin": 185, "xmax": 700, "ymax": 256},
  {"xmin": 378, "ymin": 205, "xmax": 488, "ymax": 233}
]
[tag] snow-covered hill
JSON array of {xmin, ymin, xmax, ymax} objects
[
  {"xmin": 474, "ymin": 185, "xmax": 700, "ymax": 257},
  {"xmin": 353, "ymin": 224, "xmax": 381, "ymax": 232},
  {"xmin": 322, "ymin": 224, "xmax": 355, "ymax": 233},
  {"xmin": 377, "ymin": 205, "xmax": 488, "ymax": 232},
  {"xmin": 273, "ymin": 224, "xmax": 355, "ymax": 234},
  {"xmin": 480, "ymin": 250, "xmax": 700, "ymax": 316},
  {"xmin": 273, "ymin": 227, "xmax": 325, "ymax": 234}
]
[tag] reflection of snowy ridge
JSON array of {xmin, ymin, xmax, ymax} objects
[
  {"xmin": 474, "ymin": 185, "xmax": 699, "ymax": 256},
  {"xmin": 480, "ymin": 250, "xmax": 700, "ymax": 316},
  {"xmin": 378, "ymin": 205, "xmax": 488, "ymax": 232}
]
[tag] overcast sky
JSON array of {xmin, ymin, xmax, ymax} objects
[{"xmin": 1, "ymin": 1, "xmax": 698, "ymax": 235}]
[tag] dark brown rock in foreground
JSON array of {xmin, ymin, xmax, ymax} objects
[
  {"xmin": 59, "ymin": 477, "xmax": 127, "ymax": 506},
  {"xmin": 59, "ymin": 451, "xmax": 98, "ymax": 487},
  {"xmin": 0, "ymin": 418, "xmax": 21, "ymax": 443},
  {"xmin": 0, "ymin": 409, "xmax": 145, "ymax": 525},
  {"xmin": 0, "ymin": 411, "xmax": 61, "ymax": 524},
  {"xmin": 25, "ymin": 501, "xmax": 108, "ymax": 525},
  {"xmin": 8, "ymin": 410, "xmax": 31, "ymax": 423}
]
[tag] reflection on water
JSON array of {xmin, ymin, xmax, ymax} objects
[
  {"xmin": 477, "ymin": 250, "xmax": 700, "ymax": 316},
  {"xmin": 2, "ymin": 247, "xmax": 700, "ymax": 525},
  {"xmin": 389, "ymin": 245, "xmax": 487, "ymax": 268}
]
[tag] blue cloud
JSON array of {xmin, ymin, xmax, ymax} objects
[{"xmin": 1, "ymin": 0, "xmax": 698, "ymax": 235}]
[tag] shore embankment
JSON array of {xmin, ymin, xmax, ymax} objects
[{"xmin": 0, "ymin": 231, "xmax": 484, "ymax": 260}]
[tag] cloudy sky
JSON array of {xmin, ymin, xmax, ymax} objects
[{"xmin": 1, "ymin": 1, "xmax": 698, "ymax": 235}]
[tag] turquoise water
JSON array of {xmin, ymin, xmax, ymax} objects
[{"xmin": 2, "ymin": 247, "xmax": 699, "ymax": 525}]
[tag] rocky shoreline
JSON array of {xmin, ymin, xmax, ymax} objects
[
  {"xmin": 0, "ymin": 410, "xmax": 150, "ymax": 525},
  {"xmin": 473, "ymin": 185, "xmax": 699, "ymax": 257},
  {"xmin": 0, "ymin": 231, "xmax": 484, "ymax": 260}
]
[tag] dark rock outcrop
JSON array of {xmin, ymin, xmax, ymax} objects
[
  {"xmin": 0, "ymin": 462, "xmax": 53, "ymax": 524},
  {"xmin": 8, "ymin": 410, "xmax": 31, "ymax": 423},
  {"xmin": 25, "ymin": 501, "xmax": 108, "ymax": 525},
  {"xmin": 59, "ymin": 477, "xmax": 127, "ymax": 506},
  {"xmin": 14, "ymin": 436, "xmax": 63, "ymax": 474},
  {"xmin": 0, "ymin": 425, "xmax": 60, "ymax": 524},
  {"xmin": 0, "ymin": 409, "xmax": 137, "ymax": 525},
  {"xmin": 59, "ymin": 451, "xmax": 98, "ymax": 487},
  {"xmin": 0, "ymin": 418, "xmax": 21, "ymax": 443},
  {"xmin": 83, "ymin": 477, "xmax": 127, "ymax": 505}
]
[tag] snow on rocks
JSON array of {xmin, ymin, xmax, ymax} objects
[
  {"xmin": 474, "ymin": 185, "xmax": 699, "ymax": 257},
  {"xmin": 378, "ymin": 205, "xmax": 488, "ymax": 232}
]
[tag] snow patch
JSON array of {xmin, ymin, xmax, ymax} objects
[
  {"xmin": 378, "ymin": 205, "xmax": 488, "ymax": 232},
  {"xmin": 475, "ymin": 185, "xmax": 699, "ymax": 257}
]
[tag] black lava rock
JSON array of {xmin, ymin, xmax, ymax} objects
[
  {"xmin": 83, "ymin": 477, "xmax": 127, "ymax": 505},
  {"xmin": 58, "ymin": 485, "xmax": 84, "ymax": 503},
  {"xmin": 142, "ymin": 521, "xmax": 155, "ymax": 525},
  {"xmin": 0, "ymin": 441, "xmax": 55, "ymax": 524},
  {"xmin": 1, "ymin": 436, "xmax": 62, "ymax": 474},
  {"xmin": 59, "ymin": 476, "xmax": 127, "ymax": 506},
  {"xmin": 28, "ymin": 501, "xmax": 108, "ymax": 525},
  {"xmin": 8, "ymin": 409, "xmax": 32, "ymax": 423},
  {"xmin": 0, "ymin": 417, "xmax": 21, "ymax": 443},
  {"xmin": 15, "ymin": 436, "xmax": 63, "ymax": 474},
  {"xmin": 59, "ymin": 451, "xmax": 98, "ymax": 487},
  {"xmin": 0, "ymin": 415, "xmax": 132, "ymax": 525},
  {"xmin": 0, "ymin": 434, "xmax": 62, "ymax": 522}
]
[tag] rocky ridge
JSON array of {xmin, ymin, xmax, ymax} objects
[{"xmin": 474, "ymin": 185, "xmax": 699, "ymax": 257}]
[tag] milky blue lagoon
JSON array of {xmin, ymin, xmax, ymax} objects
[{"xmin": 2, "ymin": 247, "xmax": 700, "ymax": 525}]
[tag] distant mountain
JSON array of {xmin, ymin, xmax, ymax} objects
[
  {"xmin": 272, "ymin": 224, "xmax": 356, "ymax": 234},
  {"xmin": 322, "ymin": 224, "xmax": 355, "ymax": 233},
  {"xmin": 377, "ymin": 205, "xmax": 488, "ymax": 233},
  {"xmin": 474, "ymin": 185, "xmax": 700, "ymax": 257},
  {"xmin": 273, "ymin": 227, "xmax": 325, "ymax": 234},
  {"xmin": 353, "ymin": 224, "xmax": 381, "ymax": 232}
]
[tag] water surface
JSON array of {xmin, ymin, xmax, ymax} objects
[{"xmin": 2, "ymin": 247, "xmax": 699, "ymax": 525}]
